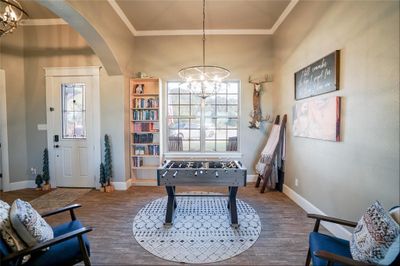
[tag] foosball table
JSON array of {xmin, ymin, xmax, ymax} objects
[{"xmin": 157, "ymin": 160, "xmax": 247, "ymax": 227}]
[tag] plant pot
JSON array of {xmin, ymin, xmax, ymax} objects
[
  {"xmin": 42, "ymin": 183, "xmax": 51, "ymax": 191},
  {"xmin": 105, "ymin": 185, "xmax": 114, "ymax": 193}
]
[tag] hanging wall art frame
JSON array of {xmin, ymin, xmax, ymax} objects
[{"xmin": 294, "ymin": 50, "xmax": 340, "ymax": 100}]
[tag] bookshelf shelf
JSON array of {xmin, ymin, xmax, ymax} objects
[{"xmin": 129, "ymin": 78, "xmax": 163, "ymax": 185}]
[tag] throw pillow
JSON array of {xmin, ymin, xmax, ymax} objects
[
  {"xmin": 10, "ymin": 199, "xmax": 54, "ymax": 247},
  {"xmin": 0, "ymin": 200, "xmax": 29, "ymax": 262},
  {"xmin": 350, "ymin": 201, "xmax": 400, "ymax": 264}
]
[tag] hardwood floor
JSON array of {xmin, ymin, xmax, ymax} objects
[{"xmin": 1, "ymin": 186, "xmax": 324, "ymax": 265}]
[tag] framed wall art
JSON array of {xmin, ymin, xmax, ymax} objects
[
  {"xmin": 293, "ymin": 96, "xmax": 341, "ymax": 141},
  {"xmin": 294, "ymin": 50, "xmax": 340, "ymax": 100}
]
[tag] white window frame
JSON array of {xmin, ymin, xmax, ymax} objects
[{"xmin": 163, "ymin": 80, "xmax": 242, "ymax": 159}]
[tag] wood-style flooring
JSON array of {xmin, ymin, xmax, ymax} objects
[{"xmin": 1, "ymin": 186, "xmax": 325, "ymax": 265}]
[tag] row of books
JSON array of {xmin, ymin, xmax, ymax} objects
[
  {"xmin": 133, "ymin": 110, "xmax": 159, "ymax": 121},
  {"xmin": 133, "ymin": 145, "xmax": 160, "ymax": 155},
  {"xmin": 132, "ymin": 157, "xmax": 144, "ymax": 167},
  {"xmin": 133, "ymin": 133, "xmax": 154, "ymax": 143},
  {"xmin": 133, "ymin": 122, "xmax": 159, "ymax": 132},
  {"xmin": 133, "ymin": 98, "xmax": 159, "ymax": 109}
]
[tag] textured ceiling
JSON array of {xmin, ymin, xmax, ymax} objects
[{"xmin": 115, "ymin": 0, "xmax": 291, "ymax": 30}]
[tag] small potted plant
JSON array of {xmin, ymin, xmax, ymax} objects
[
  {"xmin": 42, "ymin": 148, "xmax": 51, "ymax": 190},
  {"xmin": 99, "ymin": 163, "xmax": 106, "ymax": 192},
  {"xmin": 35, "ymin": 174, "xmax": 43, "ymax": 190},
  {"xmin": 104, "ymin": 135, "xmax": 114, "ymax": 192}
]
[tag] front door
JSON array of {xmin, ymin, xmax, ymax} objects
[{"xmin": 47, "ymin": 76, "xmax": 94, "ymax": 187}]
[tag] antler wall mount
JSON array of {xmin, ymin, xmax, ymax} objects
[{"xmin": 248, "ymin": 74, "xmax": 273, "ymax": 129}]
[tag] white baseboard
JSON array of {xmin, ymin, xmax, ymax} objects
[
  {"xmin": 283, "ymin": 184, "xmax": 352, "ymax": 240},
  {"xmin": 247, "ymin": 174, "xmax": 258, "ymax": 182},
  {"xmin": 112, "ymin": 178, "xmax": 133, "ymax": 190},
  {"xmin": 8, "ymin": 180, "xmax": 36, "ymax": 191}
]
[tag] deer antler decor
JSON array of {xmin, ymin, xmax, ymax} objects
[{"xmin": 248, "ymin": 74, "xmax": 273, "ymax": 129}]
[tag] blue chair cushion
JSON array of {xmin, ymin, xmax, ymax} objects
[
  {"xmin": 24, "ymin": 220, "xmax": 90, "ymax": 266},
  {"xmin": 309, "ymin": 232, "xmax": 352, "ymax": 266},
  {"xmin": 0, "ymin": 237, "xmax": 10, "ymax": 257}
]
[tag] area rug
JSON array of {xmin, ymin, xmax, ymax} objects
[
  {"xmin": 132, "ymin": 192, "xmax": 261, "ymax": 264},
  {"xmin": 30, "ymin": 188, "xmax": 91, "ymax": 213}
]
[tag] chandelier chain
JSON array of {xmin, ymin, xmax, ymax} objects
[{"xmin": 202, "ymin": 0, "xmax": 206, "ymax": 67}]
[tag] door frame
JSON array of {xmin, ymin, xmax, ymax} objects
[
  {"xmin": 45, "ymin": 66, "xmax": 101, "ymax": 188},
  {"xmin": 0, "ymin": 69, "xmax": 10, "ymax": 191}
]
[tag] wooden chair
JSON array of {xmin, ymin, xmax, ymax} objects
[
  {"xmin": 255, "ymin": 114, "xmax": 287, "ymax": 193},
  {"xmin": 1, "ymin": 204, "xmax": 93, "ymax": 266},
  {"xmin": 306, "ymin": 210, "xmax": 400, "ymax": 266}
]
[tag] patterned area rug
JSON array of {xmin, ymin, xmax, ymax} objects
[
  {"xmin": 30, "ymin": 188, "xmax": 91, "ymax": 213},
  {"xmin": 132, "ymin": 192, "xmax": 261, "ymax": 264}
]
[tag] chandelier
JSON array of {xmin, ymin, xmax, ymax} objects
[
  {"xmin": 0, "ymin": 0, "xmax": 28, "ymax": 37},
  {"xmin": 178, "ymin": 0, "xmax": 230, "ymax": 99}
]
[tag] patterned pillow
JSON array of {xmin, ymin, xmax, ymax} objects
[
  {"xmin": 0, "ymin": 200, "xmax": 29, "ymax": 262},
  {"xmin": 350, "ymin": 201, "xmax": 400, "ymax": 264},
  {"xmin": 9, "ymin": 199, "xmax": 54, "ymax": 247}
]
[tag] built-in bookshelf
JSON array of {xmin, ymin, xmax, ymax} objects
[{"xmin": 129, "ymin": 78, "xmax": 162, "ymax": 186}]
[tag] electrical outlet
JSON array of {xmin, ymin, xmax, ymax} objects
[{"xmin": 295, "ymin": 178, "xmax": 299, "ymax": 187}]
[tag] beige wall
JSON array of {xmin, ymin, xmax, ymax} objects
[
  {"xmin": 1, "ymin": 25, "xmax": 128, "ymax": 184},
  {"xmin": 134, "ymin": 35, "xmax": 275, "ymax": 174},
  {"xmin": 273, "ymin": 0, "xmax": 400, "ymax": 221},
  {"xmin": 0, "ymin": 30, "xmax": 29, "ymax": 182}
]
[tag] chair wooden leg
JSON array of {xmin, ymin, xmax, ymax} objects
[
  {"xmin": 255, "ymin": 175, "xmax": 261, "ymax": 187},
  {"xmin": 78, "ymin": 235, "xmax": 91, "ymax": 266},
  {"xmin": 305, "ymin": 248, "xmax": 311, "ymax": 266}
]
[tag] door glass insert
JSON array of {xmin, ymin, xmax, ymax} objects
[{"xmin": 62, "ymin": 83, "xmax": 86, "ymax": 139}]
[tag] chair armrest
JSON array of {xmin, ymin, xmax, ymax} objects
[
  {"xmin": 308, "ymin": 213, "xmax": 358, "ymax": 228},
  {"xmin": 1, "ymin": 226, "xmax": 92, "ymax": 263},
  {"xmin": 41, "ymin": 204, "xmax": 82, "ymax": 218},
  {"xmin": 314, "ymin": 250, "xmax": 374, "ymax": 266}
]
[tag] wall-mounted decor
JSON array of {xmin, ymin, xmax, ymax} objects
[
  {"xmin": 248, "ymin": 74, "xmax": 273, "ymax": 129},
  {"xmin": 293, "ymin": 96, "xmax": 341, "ymax": 141},
  {"xmin": 294, "ymin": 50, "xmax": 340, "ymax": 100}
]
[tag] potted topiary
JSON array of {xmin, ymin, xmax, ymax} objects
[
  {"xmin": 99, "ymin": 163, "xmax": 106, "ymax": 192},
  {"xmin": 35, "ymin": 174, "xmax": 43, "ymax": 190},
  {"xmin": 42, "ymin": 148, "xmax": 51, "ymax": 190},
  {"xmin": 103, "ymin": 134, "xmax": 114, "ymax": 192}
]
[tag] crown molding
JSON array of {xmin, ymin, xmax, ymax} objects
[{"xmin": 20, "ymin": 0, "xmax": 299, "ymax": 35}]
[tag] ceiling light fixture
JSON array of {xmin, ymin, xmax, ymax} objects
[
  {"xmin": 178, "ymin": 0, "xmax": 230, "ymax": 99},
  {"xmin": 0, "ymin": 0, "xmax": 28, "ymax": 37}
]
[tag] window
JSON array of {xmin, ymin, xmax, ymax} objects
[
  {"xmin": 167, "ymin": 81, "xmax": 239, "ymax": 152},
  {"xmin": 62, "ymin": 83, "xmax": 86, "ymax": 139}
]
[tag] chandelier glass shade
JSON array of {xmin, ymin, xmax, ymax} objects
[
  {"xmin": 178, "ymin": 0, "xmax": 230, "ymax": 99},
  {"xmin": 0, "ymin": 0, "xmax": 28, "ymax": 37}
]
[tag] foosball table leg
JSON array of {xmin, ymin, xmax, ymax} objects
[
  {"xmin": 165, "ymin": 186, "xmax": 176, "ymax": 225},
  {"xmin": 228, "ymin": 186, "xmax": 239, "ymax": 227}
]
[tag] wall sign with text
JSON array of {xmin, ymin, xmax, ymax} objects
[{"xmin": 294, "ymin": 50, "xmax": 340, "ymax": 100}]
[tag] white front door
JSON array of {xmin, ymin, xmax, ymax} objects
[{"xmin": 47, "ymin": 75, "xmax": 96, "ymax": 187}]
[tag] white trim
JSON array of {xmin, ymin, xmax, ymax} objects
[
  {"xmin": 247, "ymin": 174, "xmax": 258, "ymax": 183},
  {"xmin": 107, "ymin": 0, "xmax": 137, "ymax": 36},
  {"xmin": 8, "ymin": 181, "xmax": 36, "ymax": 191},
  {"xmin": 270, "ymin": 0, "xmax": 299, "ymax": 34},
  {"xmin": 283, "ymin": 184, "xmax": 352, "ymax": 240},
  {"xmin": 20, "ymin": 18, "xmax": 67, "ymax": 26},
  {"xmin": 0, "ymin": 70, "xmax": 10, "ymax": 192},
  {"xmin": 109, "ymin": 0, "xmax": 298, "ymax": 36},
  {"xmin": 112, "ymin": 178, "xmax": 133, "ymax": 190},
  {"xmin": 136, "ymin": 29, "xmax": 272, "ymax": 36},
  {"xmin": 45, "ymin": 66, "xmax": 101, "ymax": 189}
]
